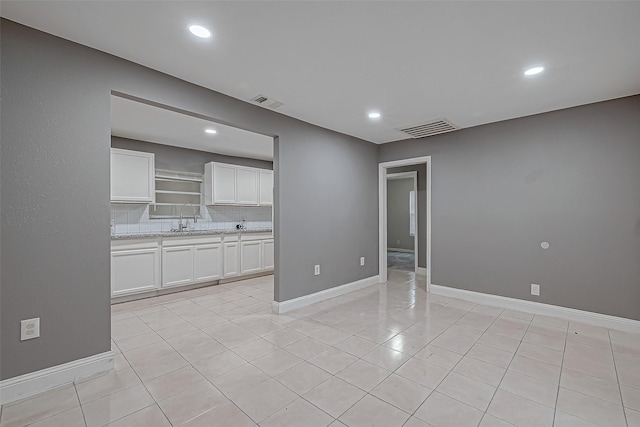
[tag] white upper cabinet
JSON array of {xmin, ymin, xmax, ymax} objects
[
  {"xmin": 205, "ymin": 162, "xmax": 236, "ymax": 205},
  {"xmin": 236, "ymin": 167, "xmax": 259, "ymax": 205},
  {"xmin": 259, "ymin": 170, "xmax": 273, "ymax": 206},
  {"xmin": 204, "ymin": 162, "xmax": 272, "ymax": 206},
  {"xmin": 111, "ymin": 148, "xmax": 155, "ymax": 203}
]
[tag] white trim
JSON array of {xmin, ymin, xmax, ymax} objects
[
  {"xmin": 430, "ymin": 285, "xmax": 640, "ymax": 334},
  {"xmin": 0, "ymin": 351, "xmax": 114, "ymax": 405},
  {"xmin": 379, "ymin": 156, "xmax": 431, "ymax": 291},
  {"xmin": 416, "ymin": 267, "xmax": 427, "ymax": 276},
  {"xmin": 272, "ymin": 275, "xmax": 380, "ymax": 314},
  {"xmin": 387, "ymin": 248, "xmax": 415, "ymax": 253}
]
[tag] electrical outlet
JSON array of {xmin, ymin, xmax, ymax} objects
[
  {"xmin": 360, "ymin": 257, "xmax": 365, "ymax": 266},
  {"xmin": 396, "ymin": 240, "xmax": 400, "ymax": 245},
  {"xmin": 314, "ymin": 265, "xmax": 320, "ymax": 276},
  {"xmin": 21, "ymin": 318, "xmax": 40, "ymax": 341},
  {"xmin": 531, "ymin": 284, "xmax": 540, "ymax": 296}
]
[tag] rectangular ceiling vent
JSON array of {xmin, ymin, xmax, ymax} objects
[
  {"xmin": 250, "ymin": 94, "xmax": 284, "ymax": 109},
  {"xmin": 396, "ymin": 119, "xmax": 458, "ymax": 139}
]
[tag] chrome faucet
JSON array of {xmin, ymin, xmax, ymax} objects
[{"xmin": 178, "ymin": 203, "xmax": 198, "ymax": 232}]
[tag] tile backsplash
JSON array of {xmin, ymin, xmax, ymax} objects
[{"xmin": 111, "ymin": 204, "xmax": 273, "ymax": 235}]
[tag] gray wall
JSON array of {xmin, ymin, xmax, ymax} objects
[
  {"xmin": 387, "ymin": 178, "xmax": 414, "ymax": 251},
  {"xmin": 380, "ymin": 95, "xmax": 640, "ymax": 321},
  {"xmin": 0, "ymin": 20, "xmax": 379, "ymax": 380},
  {"xmin": 111, "ymin": 136, "xmax": 273, "ymax": 174},
  {"xmin": 388, "ymin": 164, "xmax": 427, "ymax": 268}
]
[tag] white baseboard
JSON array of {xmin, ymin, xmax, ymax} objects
[
  {"xmin": 273, "ymin": 275, "xmax": 380, "ymax": 314},
  {"xmin": 0, "ymin": 351, "xmax": 114, "ymax": 405},
  {"xmin": 388, "ymin": 248, "xmax": 415, "ymax": 253},
  {"xmin": 416, "ymin": 267, "xmax": 427, "ymax": 276},
  {"xmin": 430, "ymin": 284, "xmax": 640, "ymax": 334}
]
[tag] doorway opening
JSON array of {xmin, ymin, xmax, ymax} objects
[
  {"xmin": 378, "ymin": 156, "xmax": 431, "ymax": 290},
  {"xmin": 386, "ymin": 172, "xmax": 417, "ymax": 272},
  {"xmin": 109, "ymin": 92, "xmax": 277, "ymax": 313}
]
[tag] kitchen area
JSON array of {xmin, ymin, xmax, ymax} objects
[{"xmin": 109, "ymin": 95, "xmax": 275, "ymax": 303}]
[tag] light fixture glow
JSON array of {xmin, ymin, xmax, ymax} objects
[
  {"xmin": 189, "ymin": 25, "xmax": 211, "ymax": 39},
  {"xmin": 205, "ymin": 128, "xmax": 217, "ymax": 134},
  {"xmin": 524, "ymin": 66, "xmax": 545, "ymax": 76},
  {"xmin": 368, "ymin": 112, "xmax": 381, "ymax": 119}
]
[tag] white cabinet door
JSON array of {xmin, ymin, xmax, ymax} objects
[
  {"xmin": 111, "ymin": 148, "xmax": 155, "ymax": 203},
  {"xmin": 262, "ymin": 239, "xmax": 274, "ymax": 271},
  {"xmin": 259, "ymin": 170, "xmax": 273, "ymax": 206},
  {"xmin": 240, "ymin": 241, "xmax": 262, "ymax": 275},
  {"xmin": 111, "ymin": 248, "xmax": 160, "ymax": 296},
  {"xmin": 162, "ymin": 246, "xmax": 194, "ymax": 288},
  {"xmin": 204, "ymin": 163, "xmax": 237, "ymax": 205},
  {"xmin": 236, "ymin": 167, "xmax": 259, "ymax": 205},
  {"xmin": 223, "ymin": 241, "xmax": 240, "ymax": 277},
  {"xmin": 194, "ymin": 243, "xmax": 223, "ymax": 282}
]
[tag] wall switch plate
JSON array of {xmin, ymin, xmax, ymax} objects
[
  {"xmin": 21, "ymin": 318, "xmax": 40, "ymax": 341},
  {"xmin": 360, "ymin": 257, "xmax": 365, "ymax": 266},
  {"xmin": 531, "ymin": 284, "xmax": 540, "ymax": 296},
  {"xmin": 314, "ymin": 265, "xmax": 320, "ymax": 276}
]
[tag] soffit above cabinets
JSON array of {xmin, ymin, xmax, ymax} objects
[
  {"xmin": 110, "ymin": 96, "xmax": 273, "ymax": 161},
  {"xmin": 4, "ymin": 1, "xmax": 640, "ymax": 144}
]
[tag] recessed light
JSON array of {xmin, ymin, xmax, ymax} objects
[
  {"xmin": 368, "ymin": 112, "xmax": 381, "ymax": 119},
  {"xmin": 189, "ymin": 25, "xmax": 211, "ymax": 39},
  {"xmin": 205, "ymin": 128, "xmax": 217, "ymax": 134},
  {"xmin": 524, "ymin": 66, "xmax": 545, "ymax": 76}
]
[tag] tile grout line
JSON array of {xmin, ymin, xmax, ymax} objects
[
  {"xmin": 476, "ymin": 313, "xmax": 535, "ymax": 427},
  {"xmin": 552, "ymin": 319, "xmax": 570, "ymax": 427},
  {"xmin": 104, "ymin": 348, "xmax": 166, "ymax": 426},
  {"xmin": 72, "ymin": 384, "xmax": 89, "ymax": 427},
  {"xmin": 468, "ymin": 312, "xmax": 524, "ymax": 426},
  {"xmin": 114, "ymin": 286, "xmax": 267, "ymax": 426},
  {"xmin": 136, "ymin": 298, "xmax": 267, "ymax": 426},
  {"xmin": 608, "ymin": 329, "xmax": 630, "ymax": 427},
  {"xmin": 275, "ymin": 279, "xmax": 435, "ymax": 423}
]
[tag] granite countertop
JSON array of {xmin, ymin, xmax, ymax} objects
[{"xmin": 111, "ymin": 229, "xmax": 273, "ymax": 240}]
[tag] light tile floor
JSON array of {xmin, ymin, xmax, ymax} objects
[{"xmin": 2, "ymin": 270, "xmax": 640, "ymax": 426}]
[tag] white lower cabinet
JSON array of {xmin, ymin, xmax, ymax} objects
[
  {"xmin": 224, "ymin": 239, "xmax": 240, "ymax": 278},
  {"xmin": 162, "ymin": 236, "xmax": 224, "ymax": 288},
  {"xmin": 111, "ymin": 239, "xmax": 160, "ymax": 296},
  {"xmin": 240, "ymin": 233, "xmax": 274, "ymax": 274},
  {"xmin": 162, "ymin": 246, "xmax": 195, "ymax": 288},
  {"xmin": 194, "ymin": 243, "xmax": 223, "ymax": 282},
  {"xmin": 240, "ymin": 240, "xmax": 262, "ymax": 275},
  {"xmin": 262, "ymin": 239, "xmax": 275, "ymax": 270},
  {"xmin": 111, "ymin": 233, "xmax": 273, "ymax": 299}
]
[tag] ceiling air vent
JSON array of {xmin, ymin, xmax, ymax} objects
[
  {"xmin": 250, "ymin": 94, "xmax": 284, "ymax": 109},
  {"xmin": 396, "ymin": 119, "xmax": 458, "ymax": 139}
]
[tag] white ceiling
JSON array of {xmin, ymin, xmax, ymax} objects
[
  {"xmin": 111, "ymin": 96, "xmax": 273, "ymax": 160},
  {"xmin": 4, "ymin": 1, "xmax": 640, "ymax": 144}
]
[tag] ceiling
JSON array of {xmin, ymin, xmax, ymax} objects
[
  {"xmin": 3, "ymin": 1, "xmax": 640, "ymax": 144},
  {"xmin": 111, "ymin": 96, "xmax": 273, "ymax": 161}
]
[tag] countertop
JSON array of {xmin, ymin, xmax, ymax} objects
[{"xmin": 111, "ymin": 228, "xmax": 273, "ymax": 240}]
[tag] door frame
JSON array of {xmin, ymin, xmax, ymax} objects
[
  {"xmin": 386, "ymin": 171, "xmax": 418, "ymax": 272},
  {"xmin": 378, "ymin": 156, "xmax": 432, "ymax": 290}
]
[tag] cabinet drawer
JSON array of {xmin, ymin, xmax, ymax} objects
[
  {"xmin": 163, "ymin": 234, "xmax": 221, "ymax": 247},
  {"xmin": 241, "ymin": 232, "xmax": 273, "ymax": 241}
]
